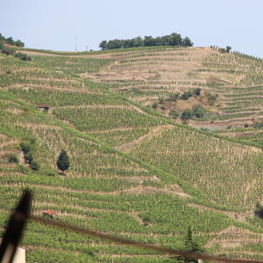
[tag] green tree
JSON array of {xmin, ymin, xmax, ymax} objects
[
  {"xmin": 106, "ymin": 39, "xmax": 124, "ymax": 49},
  {"xmin": 168, "ymin": 92, "xmax": 180, "ymax": 102},
  {"xmin": 6, "ymin": 37, "xmax": 15, "ymax": 45},
  {"xmin": 56, "ymin": 150, "xmax": 70, "ymax": 174},
  {"xmin": 143, "ymin": 36, "xmax": 156, "ymax": 46},
  {"xmin": 192, "ymin": 105, "xmax": 205, "ymax": 118},
  {"xmin": 99, "ymin": 40, "xmax": 107, "ymax": 50},
  {"xmin": 20, "ymin": 142, "xmax": 32, "ymax": 154},
  {"xmin": 30, "ymin": 160, "xmax": 40, "ymax": 171},
  {"xmin": 226, "ymin": 46, "xmax": 232, "ymax": 53},
  {"xmin": 183, "ymin": 37, "xmax": 193, "ymax": 46},
  {"xmin": 24, "ymin": 152, "xmax": 33, "ymax": 164},
  {"xmin": 182, "ymin": 227, "xmax": 204, "ymax": 263},
  {"xmin": 255, "ymin": 202, "xmax": 263, "ymax": 219},
  {"xmin": 15, "ymin": 52, "xmax": 32, "ymax": 61},
  {"xmin": 169, "ymin": 110, "xmax": 179, "ymax": 119},
  {"xmin": 193, "ymin": 88, "xmax": 201, "ymax": 96},
  {"xmin": 181, "ymin": 91, "xmax": 193, "ymax": 100},
  {"xmin": 132, "ymin": 37, "xmax": 143, "ymax": 47},
  {"xmin": 181, "ymin": 109, "xmax": 193, "ymax": 121},
  {"xmin": 168, "ymin": 33, "xmax": 183, "ymax": 46}
]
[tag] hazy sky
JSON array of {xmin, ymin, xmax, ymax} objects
[{"xmin": 1, "ymin": 0, "xmax": 262, "ymax": 57}]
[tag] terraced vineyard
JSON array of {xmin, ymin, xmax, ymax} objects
[
  {"xmin": 78, "ymin": 46, "xmax": 263, "ymax": 140},
  {"xmin": 0, "ymin": 46, "xmax": 263, "ymax": 262}
]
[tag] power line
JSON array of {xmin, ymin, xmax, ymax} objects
[{"xmin": 31, "ymin": 215, "xmax": 263, "ymax": 263}]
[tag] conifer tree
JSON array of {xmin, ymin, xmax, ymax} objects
[
  {"xmin": 56, "ymin": 150, "xmax": 70, "ymax": 175},
  {"xmin": 183, "ymin": 226, "xmax": 204, "ymax": 263}
]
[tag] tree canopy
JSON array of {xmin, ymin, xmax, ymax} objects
[
  {"xmin": 0, "ymin": 33, "xmax": 31, "ymax": 61},
  {"xmin": 182, "ymin": 227, "xmax": 205, "ymax": 263},
  {"xmin": 56, "ymin": 150, "xmax": 70, "ymax": 174},
  {"xmin": 99, "ymin": 33, "xmax": 193, "ymax": 50},
  {"xmin": 0, "ymin": 33, "xmax": 24, "ymax": 47}
]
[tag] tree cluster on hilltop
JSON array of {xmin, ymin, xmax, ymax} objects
[
  {"xmin": 99, "ymin": 33, "xmax": 193, "ymax": 50},
  {"xmin": 0, "ymin": 33, "xmax": 31, "ymax": 61},
  {"xmin": 0, "ymin": 33, "xmax": 24, "ymax": 47}
]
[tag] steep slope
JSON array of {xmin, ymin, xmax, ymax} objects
[
  {"xmin": 0, "ymin": 48, "xmax": 263, "ymax": 262},
  {"xmin": 76, "ymin": 46, "xmax": 263, "ymax": 140}
]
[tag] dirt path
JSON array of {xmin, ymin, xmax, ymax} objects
[
  {"xmin": 0, "ymin": 150, "xmax": 17, "ymax": 157},
  {"xmin": 4, "ymin": 181, "xmax": 190, "ymax": 199},
  {"xmin": 18, "ymin": 123, "xmax": 62, "ymax": 130},
  {"xmin": 0, "ymin": 164, "xmax": 17, "ymax": 168},
  {"xmin": 122, "ymin": 185, "xmax": 191, "ymax": 198},
  {"xmin": 188, "ymin": 203, "xmax": 254, "ymax": 223},
  {"xmin": 91, "ymin": 127, "xmax": 135, "ymax": 134},
  {"xmin": 34, "ymin": 200, "xmax": 147, "ymax": 225},
  {"xmin": 116, "ymin": 125, "xmax": 174, "ymax": 152},
  {"xmin": 191, "ymin": 116, "xmax": 263, "ymax": 130},
  {"xmin": 20, "ymin": 50, "xmax": 60, "ymax": 57},
  {"xmin": 205, "ymin": 226, "xmax": 263, "ymax": 248},
  {"xmin": 221, "ymin": 129, "xmax": 263, "ymax": 138}
]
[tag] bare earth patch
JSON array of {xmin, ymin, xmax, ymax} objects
[{"xmin": 121, "ymin": 185, "xmax": 191, "ymax": 198}]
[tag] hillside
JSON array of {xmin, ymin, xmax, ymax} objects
[
  {"xmin": 0, "ymin": 46, "xmax": 263, "ymax": 262},
  {"xmin": 71, "ymin": 46, "xmax": 263, "ymax": 142}
]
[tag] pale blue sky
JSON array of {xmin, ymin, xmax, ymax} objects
[{"xmin": 1, "ymin": 0, "xmax": 262, "ymax": 57}]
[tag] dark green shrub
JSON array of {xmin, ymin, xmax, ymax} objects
[
  {"xmin": 193, "ymin": 88, "xmax": 201, "ymax": 96},
  {"xmin": 226, "ymin": 46, "xmax": 232, "ymax": 53},
  {"xmin": 30, "ymin": 161, "xmax": 40, "ymax": 171},
  {"xmin": 169, "ymin": 110, "xmax": 179, "ymax": 119},
  {"xmin": 6, "ymin": 37, "xmax": 15, "ymax": 45},
  {"xmin": 207, "ymin": 93, "xmax": 218, "ymax": 105},
  {"xmin": 14, "ymin": 40, "xmax": 24, "ymax": 47},
  {"xmin": 1, "ymin": 46, "xmax": 15, "ymax": 56},
  {"xmin": 152, "ymin": 103, "xmax": 158, "ymax": 109},
  {"xmin": 181, "ymin": 109, "xmax": 193, "ymax": 121},
  {"xmin": 255, "ymin": 202, "xmax": 263, "ymax": 219},
  {"xmin": 159, "ymin": 97, "xmax": 165, "ymax": 104},
  {"xmin": 182, "ymin": 37, "xmax": 193, "ymax": 47},
  {"xmin": 40, "ymin": 166, "xmax": 56, "ymax": 176},
  {"xmin": 192, "ymin": 105, "xmax": 205, "ymax": 118},
  {"xmin": 20, "ymin": 142, "xmax": 31, "ymax": 154},
  {"xmin": 168, "ymin": 92, "xmax": 180, "ymax": 102},
  {"xmin": 57, "ymin": 150, "xmax": 70, "ymax": 174},
  {"xmin": 15, "ymin": 52, "xmax": 32, "ymax": 61},
  {"xmin": 24, "ymin": 153, "xmax": 33, "ymax": 164},
  {"xmin": 181, "ymin": 91, "xmax": 193, "ymax": 100},
  {"xmin": 8, "ymin": 154, "xmax": 19, "ymax": 163}
]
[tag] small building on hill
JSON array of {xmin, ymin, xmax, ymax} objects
[
  {"xmin": 36, "ymin": 105, "xmax": 49, "ymax": 112},
  {"xmin": 42, "ymin": 209, "xmax": 58, "ymax": 219}
]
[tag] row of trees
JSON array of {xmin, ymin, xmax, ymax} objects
[
  {"xmin": 99, "ymin": 33, "xmax": 193, "ymax": 50},
  {"xmin": 0, "ymin": 33, "xmax": 24, "ymax": 47},
  {"xmin": 0, "ymin": 36, "xmax": 31, "ymax": 61},
  {"xmin": 19, "ymin": 139, "xmax": 70, "ymax": 175}
]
